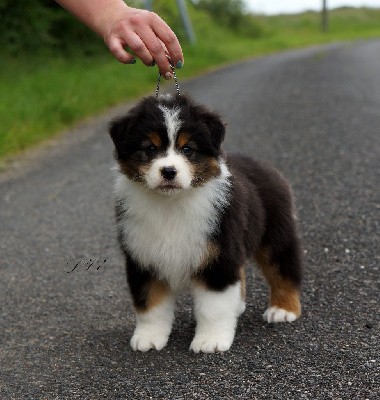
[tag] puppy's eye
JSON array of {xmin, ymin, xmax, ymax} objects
[
  {"xmin": 181, "ymin": 146, "xmax": 193, "ymax": 156},
  {"xmin": 145, "ymin": 145, "xmax": 158, "ymax": 156}
]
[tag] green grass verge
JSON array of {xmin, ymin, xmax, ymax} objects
[{"xmin": 1, "ymin": 7, "xmax": 380, "ymax": 161}]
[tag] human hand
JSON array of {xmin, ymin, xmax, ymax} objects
[{"xmin": 98, "ymin": 4, "xmax": 184, "ymax": 79}]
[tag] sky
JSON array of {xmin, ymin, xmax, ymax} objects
[{"xmin": 245, "ymin": 0, "xmax": 380, "ymax": 14}]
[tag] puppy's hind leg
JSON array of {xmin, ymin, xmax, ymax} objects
[{"xmin": 256, "ymin": 241, "xmax": 302, "ymax": 323}]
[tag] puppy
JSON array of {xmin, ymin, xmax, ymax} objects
[{"xmin": 109, "ymin": 94, "xmax": 302, "ymax": 353}]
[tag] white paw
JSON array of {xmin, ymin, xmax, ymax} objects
[
  {"xmin": 130, "ymin": 329, "xmax": 169, "ymax": 352},
  {"xmin": 263, "ymin": 306, "xmax": 299, "ymax": 323},
  {"xmin": 190, "ymin": 332, "xmax": 234, "ymax": 353}
]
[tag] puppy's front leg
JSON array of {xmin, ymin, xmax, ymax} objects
[
  {"xmin": 190, "ymin": 280, "xmax": 244, "ymax": 353},
  {"xmin": 126, "ymin": 256, "xmax": 174, "ymax": 352},
  {"xmin": 131, "ymin": 292, "xmax": 174, "ymax": 352}
]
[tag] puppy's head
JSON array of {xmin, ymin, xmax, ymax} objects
[{"xmin": 109, "ymin": 95, "xmax": 226, "ymax": 195}]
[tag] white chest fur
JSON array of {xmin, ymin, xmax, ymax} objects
[{"xmin": 114, "ymin": 168, "xmax": 231, "ymax": 290}]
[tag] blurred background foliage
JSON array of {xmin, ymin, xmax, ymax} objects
[
  {"xmin": 0, "ymin": 0, "xmax": 94, "ymax": 55},
  {"xmin": 0, "ymin": 1, "xmax": 380, "ymax": 162},
  {"xmin": 0, "ymin": 0, "xmax": 263, "ymax": 56},
  {"xmin": 195, "ymin": 0, "xmax": 262, "ymax": 36}
]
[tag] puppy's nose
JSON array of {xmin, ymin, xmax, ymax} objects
[{"xmin": 161, "ymin": 166, "xmax": 177, "ymax": 181}]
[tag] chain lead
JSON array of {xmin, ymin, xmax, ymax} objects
[
  {"xmin": 155, "ymin": 73, "xmax": 161, "ymax": 98},
  {"xmin": 155, "ymin": 56, "xmax": 181, "ymax": 98}
]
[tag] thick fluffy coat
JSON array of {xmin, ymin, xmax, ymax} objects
[{"xmin": 109, "ymin": 94, "xmax": 302, "ymax": 353}]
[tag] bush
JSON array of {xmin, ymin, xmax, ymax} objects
[
  {"xmin": 0, "ymin": 0, "xmax": 109, "ymax": 55},
  {"xmin": 194, "ymin": 0, "xmax": 263, "ymax": 37},
  {"xmin": 0, "ymin": 0, "xmax": 58, "ymax": 53}
]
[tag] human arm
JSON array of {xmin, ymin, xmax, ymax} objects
[{"xmin": 55, "ymin": 0, "xmax": 183, "ymax": 79}]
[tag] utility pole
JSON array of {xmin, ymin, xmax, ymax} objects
[
  {"xmin": 144, "ymin": 0, "xmax": 196, "ymax": 44},
  {"xmin": 322, "ymin": 0, "xmax": 328, "ymax": 32},
  {"xmin": 176, "ymin": 0, "xmax": 196, "ymax": 44}
]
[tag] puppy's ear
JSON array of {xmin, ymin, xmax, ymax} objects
[
  {"xmin": 199, "ymin": 107, "xmax": 226, "ymax": 150},
  {"xmin": 109, "ymin": 116, "xmax": 133, "ymax": 159},
  {"xmin": 109, "ymin": 116, "xmax": 130, "ymax": 146}
]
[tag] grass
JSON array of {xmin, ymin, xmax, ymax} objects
[{"xmin": 1, "ymin": 6, "xmax": 380, "ymax": 161}]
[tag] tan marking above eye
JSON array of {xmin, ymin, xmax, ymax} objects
[
  {"xmin": 177, "ymin": 132, "xmax": 191, "ymax": 149},
  {"xmin": 148, "ymin": 132, "xmax": 162, "ymax": 148}
]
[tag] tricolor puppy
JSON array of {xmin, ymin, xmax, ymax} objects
[{"xmin": 109, "ymin": 94, "xmax": 302, "ymax": 353}]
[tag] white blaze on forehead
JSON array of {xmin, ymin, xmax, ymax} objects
[
  {"xmin": 145, "ymin": 104, "xmax": 191, "ymax": 191},
  {"xmin": 159, "ymin": 105, "xmax": 182, "ymax": 146}
]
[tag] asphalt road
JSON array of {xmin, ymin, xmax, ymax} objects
[{"xmin": 1, "ymin": 40, "xmax": 379, "ymax": 399}]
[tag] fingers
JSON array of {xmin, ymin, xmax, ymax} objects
[
  {"xmin": 134, "ymin": 28, "xmax": 174, "ymax": 79},
  {"xmin": 105, "ymin": 9, "xmax": 184, "ymax": 79},
  {"xmin": 108, "ymin": 36, "xmax": 136, "ymax": 64},
  {"xmin": 149, "ymin": 12, "xmax": 184, "ymax": 70},
  {"xmin": 128, "ymin": 10, "xmax": 183, "ymax": 77},
  {"xmin": 124, "ymin": 30, "xmax": 157, "ymax": 66}
]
